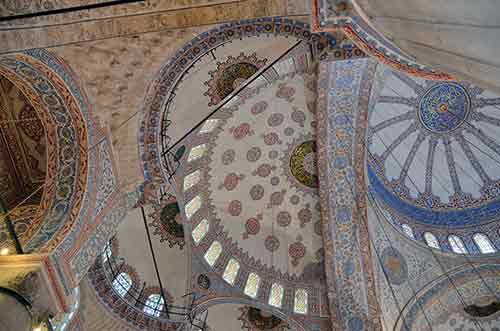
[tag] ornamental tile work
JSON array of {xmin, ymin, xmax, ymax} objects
[{"xmin": 316, "ymin": 58, "xmax": 381, "ymax": 331}]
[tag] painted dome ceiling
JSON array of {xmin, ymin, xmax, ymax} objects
[{"xmin": 367, "ymin": 67, "xmax": 500, "ymax": 232}]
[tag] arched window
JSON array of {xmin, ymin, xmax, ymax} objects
[
  {"xmin": 192, "ymin": 219, "xmax": 209, "ymax": 245},
  {"xmin": 183, "ymin": 170, "xmax": 201, "ymax": 191},
  {"xmin": 449, "ymin": 235, "xmax": 468, "ymax": 254},
  {"xmin": 294, "ymin": 289, "xmax": 308, "ymax": 314},
  {"xmin": 268, "ymin": 283, "xmax": 284, "ymax": 308},
  {"xmin": 473, "ymin": 233, "xmax": 497, "ymax": 254},
  {"xmin": 424, "ymin": 232, "xmax": 440, "ymax": 250},
  {"xmin": 244, "ymin": 273, "xmax": 260, "ymax": 298},
  {"xmin": 144, "ymin": 294, "xmax": 164, "ymax": 317},
  {"xmin": 401, "ymin": 224, "xmax": 414, "ymax": 239},
  {"xmin": 112, "ymin": 272, "xmax": 132, "ymax": 297},
  {"xmin": 204, "ymin": 241, "xmax": 222, "ymax": 266},
  {"xmin": 222, "ymin": 258, "xmax": 240, "ymax": 285},
  {"xmin": 188, "ymin": 144, "xmax": 207, "ymax": 162},
  {"xmin": 185, "ymin": 195, "xmax": 202, "ymax": 219}
]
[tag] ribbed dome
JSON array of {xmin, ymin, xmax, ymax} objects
[{"xmin": 367, "ymin": 66, "xmax": 500, "ymax": 253}]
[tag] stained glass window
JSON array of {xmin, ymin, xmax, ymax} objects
[
  {"xmin": 188, "ymin": 144, "xmax": 207, "ymax": 162},
  {"xmin": 112, "ymin": 272, "xmax": 132, "ymax": 297},
  {"xmin": 244, "ymin": 273, "xmax": 260, "ymax": 298},
  {"xmin": 268, "ymin": 283, "xmax": 284, "ymax": 308},
  {"xmin": 424, "ymin": 232, "xmax": 440, "ymax": 250},
  {"xmin": 192, "ymin": 219, "xmax": 209, "ymax": 245},
  {"xmin": 449, "ymin": 235, "xmax": 468, "ymax": 254},
  {"xmin": 294, "ymin": 289, "xmax": 308, "ymax": 314},
  {"xmin": 185, "ymin": 196, "xmax": 202, "ymax": 219},
  {"xmin": 222, "ymin": 258, "xmax": 240, "ymax": 285},
  {"xmin": 102, "ymin": 244, "xmax": 112, "ymax": 262},
  {"xmin": 402, "ymin": 224, "xmax": 414, "ymax": 239},
  {"xmin": 144, "ymin": 294, "xmax": 164, "ymax": 317},
  {"xmin": 199, "ymin": 119, "xmax": 219, "ymax": 134},
  {"xmin": 183, "ymin": 170, "xmax": 201, "ymax": 191},
  {"xmin": 473, "ymin": 233, "xmax": 496, "ymax": 254},
  {"xmin": 204, "ymin": 241, "xmax": 222, "ymax": 266}
]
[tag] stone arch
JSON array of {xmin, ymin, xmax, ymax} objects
[{"xmin": 0, "ymin": 50, "xmax": 121, "ymax": 296}]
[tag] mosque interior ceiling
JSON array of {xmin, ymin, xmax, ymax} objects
[{"xmin": 0, "ymin": 2, "xmax": 499, "ymax": 331}]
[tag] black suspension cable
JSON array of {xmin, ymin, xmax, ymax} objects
[
  {"xmin": 141, "ymin": 206, "xmax": 170, "ymax": 319},
  {"xmin": 0, "ymin": 197, "xmax": 23, "ymax": 254},
  {"xmin": 0, "ymin": 0, "xmax": 145, "ymax": 22},
  {"xmin": 162, "ymin": 40, "xmax": 304, "ymax": 156}
]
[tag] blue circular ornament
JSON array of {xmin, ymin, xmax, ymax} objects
[{"xmin": 418, "ymin": 83, "xmax": 470, "ymax": 133}]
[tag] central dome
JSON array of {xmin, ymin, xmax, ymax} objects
[{"xmin": 367, "ymin": 68, "xmax": 500, "ymax": 228}]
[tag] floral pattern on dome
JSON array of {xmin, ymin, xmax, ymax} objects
[
  {"xmin": 238, "ymin": 307, "xmax": 287, "ymax": 331},
  {"xmin": 149, "ymin": 194, "xmax": 185, "ymax": 249},
  {"xmin": 182, "ymin": 72, "xmax": 325, "ymax": 309}
]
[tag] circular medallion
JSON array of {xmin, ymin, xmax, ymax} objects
[
  {"xmin": 418, "ymin": 83, "xmax": 470, "ymax": 133},
  {"xmin": 381, "ymin": 247, "xmax": 408, "ymax": 285},
  {"xmin": 289, "ymin": 140, "xmax": 318, "ymax": 188},
  {"xmin": 197, "ymin": 274, "xmax": 211, "ymax": 290}
]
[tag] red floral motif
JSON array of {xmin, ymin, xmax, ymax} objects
[
  {"xmin": 230, "ymin": 123, "xmax": 254, "ymax": 140},
  {"xmin": 265, "ymin": 235, "xmax": 280, "ymax": 252},
  {"xmin": 289, "ymin": 235, "xmax": 306, "ymax": 267},
  {"xmin": 243, "ymin": 214, "xmax": 262, "ymax": 239},
  {"xmin": 228, "ymin": 200, "xmax": 243, "ymax": 216},
  {"xmin": 218, "ymin": 173, "xmax": 245, "ymax": 191},
  {"xmin": 276, "ymin": 83, "xmax": 296, "ymax": 101},
  {"xmin": 251, "ymin": 101, "xmax": 268, "ymax": 115}
]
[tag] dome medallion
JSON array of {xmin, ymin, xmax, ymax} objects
[
  {"xmin": 418, "ymin": 83, "xmax": 471, "ymax": 134},
  {"xmin": 290, "ymin": 140, "xmax": 319, "ymax": 189}
]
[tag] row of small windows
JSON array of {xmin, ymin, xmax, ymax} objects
[
  {"xmin": 190, "ymin": 224, "xmax": 308, "ymax": 314},
  {"xmin": 185, "ymin": 137, "xmax": 307, "ymax": 314},
  {"xmin": 401, "ymin": 224, "xmax": 498, "ymax": 255},
  {"xmin": 109, "ymin": 271, "xmax": 166, "ymax": 317}
]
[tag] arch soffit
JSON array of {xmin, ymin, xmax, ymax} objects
[
  {"xmin": 0, "ymin": 51, "xmax": 89, "ymax": 253},
  {"xmin": 0, "ymin": 50, "xmax": 120, "ymax": 294}
]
